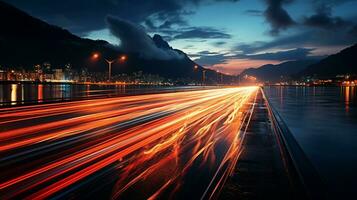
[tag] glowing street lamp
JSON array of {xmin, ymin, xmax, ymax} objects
[
  {"xmin": 120, "ymin": 55, "xmax": 127, "ymax": 62},
  {"xmin": 193, "ymin": 65, "xmax": 200, "ymax": 85},
  {"xmin": 92, "ymin": 53, "xmax": 99, "ymax": 59},
  {"xmin": 216, "ymin": 70, "xmax": 223, "ymax": 84},
  {"xmin": 193, "ymin": 65, "xmax": 206, "ymax": 85},
  {"xmin": 91, "ymin": 53, "xmax": 127, "ymax": 82}
]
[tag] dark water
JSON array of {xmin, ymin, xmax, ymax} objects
[
  {"xmin": 0, "ymin": 83, "xmax": 213, "ymax": 106},
  {"xmin": 264, "ymin": 86, "xmax": 357, "ymax": 198}
]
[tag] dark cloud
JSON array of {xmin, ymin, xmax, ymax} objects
[
  {"xmin": 349, "ymin": 24, "xmax": 357, "ymax": 37},
  {"xmin": 193, "ymin": 48, "xmax": 320, "ymax": 66},
  {"xmin": 235, "ymin": 42, "xmax": 267, "ymax": 54},
  {"xmin": 149, "ymin": 26, "xmax": 231, "ymax": 41},
  {"xmin": 303, "ymin": 4, "xmax": 351, "ymax": 29},
  {"xmin": 240, "ymin": 0, "xmax": 357, "ymax": 52},
  {"xmin": 245, "ymin": 9, "xmax": 263, "ymax": 16},
  {"xmin": 159, "ymin": 18, "xmax": 187, "ymax": 29},
  {"xmin": 183, "ymin": 44, "xmax": 195, "ymax": 49},
  {"xmin": 144, "ymin": 10, "xmax": 191, "ymax": 31},
  {"xmin": 4, "ymin": 0, "xmax": 239, "ymax": 35},
  {"xmin": 4, "ymin": 0, "xmax": 180, "ymax": 34},
  {"xmin": 144, "ymin": 19, "xmax": 157, "ymax": 31},
  {"xmin": 263, "ymin": 0, "xmax": 296, "ymax": 35},
  {"xmin": 312, "ymin": 0, "xmax": 356, "ymax": 6},
  {"xmin": 192, "ymin": 51, "xmax": 229, "ymax": 66},
  {"xmin": 106, "ymin": 16, "xmax": 183, "ymax": 60},
  {"xmin": 213, "ymin": 41, "xmax": 227, "ymax": 46},
  {"xmin": 237, "ymin": 48, "xmax": 320, "ymax": 61},
  {"xmin": 236, "ymin": 27, "xmax": 357, "ymax": 55},
  {"xmin": 173, "ymin": 27, "xmax": 231, "ymax": 39}
]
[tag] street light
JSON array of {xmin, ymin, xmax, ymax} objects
[
  {"xmin": 193, "ymin": 65, "xmax": 199, "ymax": 85},
  {"xmin": 104, "ymin": 59, "xmax": 115, "ymax": 82},
  {"xmin": 193, "ymin": 65, "xmax": 206, "ymax": 85},
  {"xmin": 202, "ymin": 70, "xmax": 206, "ymax": 85},
  {"xmin": 92, "ymin": 53, "xmax": 99, "ymax": 59},
  {"xmin": 216, "ymin": 70, "xmax": 223, "ymax": 85},
  {"xmin": 120, "ymin": 55, "xmax": 127, "ymax": 62},
  {"xmin": 92, "ymin": 53, "xmax": 127, "ymax": 82}
]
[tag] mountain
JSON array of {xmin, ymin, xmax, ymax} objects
[
  {"xmin": 299, "ymin": 44, "xmax": 357, "ymax": 78},
  {"xmin": 0, "ymin": 1, "xmax": 225, "ymax": 82},
  {"xmin": 0, "ymin": 1, "xmax": 114, "ymax": 68},
  {"xmin": 241, "ymin": 60, "xmax": 318, "ymax": 82},
  {"xmin": 152, "ymin": 34, "xmax": 172, "ymax": 49}
]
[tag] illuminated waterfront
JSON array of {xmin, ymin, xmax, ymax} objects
[{"xmin": 0, "ymin": 83, "xmax": 217, "ymax": 106}]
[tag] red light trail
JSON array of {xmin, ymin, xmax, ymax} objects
[{"xmin": 0, "ymin": 87, "xmax": 258, "ymax": 199}]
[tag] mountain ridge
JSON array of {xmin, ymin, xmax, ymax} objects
[
  {"xmin": 0, "ymin": 1, "xmax": 225, "ymax": 82},
  {"xmin": 299, "ymin": 43, "xmax": 357, "ymax": 78},
  {"xmin": 241, "ymin": 60, "xmax": 318, "ymax": 82}
]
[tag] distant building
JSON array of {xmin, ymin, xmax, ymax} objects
[
  {"xmin": 44, "ymin": 73, "xmax": 54, "ymax": 80},
  {"xmin": 0, "ymin": 70, "xmax": 6, "ymax": 80},
  {"xmin": 53, "ymin": 69, "xmax": 65, "ymax": 80}
]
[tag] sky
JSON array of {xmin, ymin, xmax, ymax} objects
[{"xmin": 5, "ymin": 0, "xmax": 357, "ymax": 74}]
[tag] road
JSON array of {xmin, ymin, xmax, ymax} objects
[{"xmin": 0, "ymin": 87, "xmax": 258, "ymax": 199}]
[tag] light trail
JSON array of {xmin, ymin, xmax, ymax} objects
[{"xmin": 0, "ymin": 87, "xmax": 258, "ymax": 199}]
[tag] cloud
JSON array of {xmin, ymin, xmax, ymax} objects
[
  {"xmin": 303, "ymin": 3, "xmax": 351, "ymax": 30},
  {"xmin": 173, "ymin": 27, "xmax": 231, "ymax": 39},
  {"xmin": 148, "ymin": 26, "xmax": 231, "ymax": 41},
  {"xmin": 213, "ymin": 41, "xmax": 227, "ymax": 46},
  {"xmin": 263, "ymin": 0, "xmax": 296, "ymax": 35},
  {"xmin": 192, "ymin": 48, "xmax": 319, "ymax": 67},
  {"xmin": 144, "ymin": 10, "xmax": 190, "ymax": 31},
  {"xmin": 106, "ymin": 16, "xmax": 183, "ymax": 60},
  {"xmin": 245, "ymin": 9, "xmax": 263, "ymax": 16},
  {"xmin": 312, "ymin": 0, "xmax": 356, "ymax": 6},
  {"xmin": 4, "ymin": 0, "xmax": 239, "ymax": 35},
  {"xmin": 349, "ymin": 24, "xmax": 357, "ymax": 37},
  {"xmin": 235, "ymin": 27, "xmax": 357, "ymax": 55},
  {"xmin": 237, "ymin": 48, "xmax": 319, "ymax": 61},
  {"xmin": 191, "ymin": 51, "xmax": 229, "ymax": 66}
]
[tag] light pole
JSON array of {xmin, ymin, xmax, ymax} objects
[
  {"xmin": 105, "ymin": 59, "xmax": 115, "ymax": 82},
  {"xmin": 202, "ymin": 70, "xmax": 206, "ymax": 85},
  {"xmin": 193, "ymin": 65, "xmax": 199, "ymax": 85},
  {"xmin": 92, "ymin": 53, "xmax": 127, "ymax": 82}
]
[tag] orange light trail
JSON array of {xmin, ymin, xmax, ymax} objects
[{"xmin": 0, "ymin": 87, "xmax": 258, "ymax": 199}]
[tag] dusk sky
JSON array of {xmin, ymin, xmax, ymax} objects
[{"xmin": 5, "ymin": 0, "xmax": 357, "ymax": 74}]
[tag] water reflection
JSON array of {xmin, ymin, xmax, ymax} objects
[
  {"xmin": 86, "ymin": 84, "xmax": 90, "ymax": 97},
  {"xmin": 0, "ymin": 85, "xmax": 3, "ymax": 103},
  {"xmin": 351, "ymin": 86, "xmax": 355, "ymax": 102},
  {"xmin": 0, "ymin": 83, "xmax": 210, "ymax": 106},
  {"xmin": 21, "ymin": 84, "xmax": 25, "ymax": 102},
  {"xmin": 11, "ymin": 84, "xmax": 17, "ymax": 105},
  {"xmin": 264, "ymin": 86, "xmax": 357, "ymax": 198},
  {"xmin": 344, "ymin": 86, "xmax": 350, "ymax": 112},
  {"xmin": 38, "ymin": 84, "xmax": 43, "ymax": 103}
]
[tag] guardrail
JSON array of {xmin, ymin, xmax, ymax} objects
[{"xmin": 261, "ymin": 88, "xmax": 328, "ymax": 200}]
